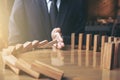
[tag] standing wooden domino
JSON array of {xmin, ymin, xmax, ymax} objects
[
  {"xmin": 93, "ymin": 35, "xmax": 99, "ymax": 52},
  {"xmin": 108, "ymin": 36, "xmax": 114, "ymax": 42},
  {"xmin": 101, "ymin": 36, "xmax": 108, "ymax": 67},
  {"xmin": 113, "ymin": 42, "xmax": 120, "ymax": 68},
  {"xmin": 71, "ymin": 33, "xmax": 75, "ymax": 50},
  {"xmin": 103, "ymin": 42, "xmax": 115, "ymax": 70},
  {"xmin": 31, "ymin": 60, "xmax": 64, "ymax": 80},
  {"xmin": 114, "ymin": 37, "xmax": 118, "ymax": 42},
  {"xmin": 78, "ymin": 33, "xmax": 83, "ymax": 50},
  {"xmin": 86, "ymin": 34, "xmax": 92, "ymax": 51}
]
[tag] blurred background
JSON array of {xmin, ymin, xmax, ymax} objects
[
  {"xmin": 0, "ymin": 0, "xmax": 14, "ymax": 50},
  {"xmin": 0, "ymin": 0, "xmax": 118, "ymax": 50}
]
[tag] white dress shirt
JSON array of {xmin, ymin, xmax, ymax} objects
[{"xmin": 46, "ymin": 0, "xmax": 61, "ymax": 13}]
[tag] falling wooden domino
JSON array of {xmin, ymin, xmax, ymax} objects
[
  {"xmin": 71, "ymin": 33, "xmax": 75, "ymax": 50},
  {"xmin": 4, "ymin": 55, "xmax": 20, "ymax": 74},
  {"xmin": 7, "ymin": 46, "xmax": 16, "ymax": 55},
  {"xmin": 31, "ymin": 60, "xmax": 64, "ymax": 80},
  {"xmin": 101, "ymin": 36, "xmax": 108, "ymax": 67},
  {"xmin": 2, "ymin": 49, "xmax": 11, "ymax": 71},
  {"xmin": 118, "ymin": 42, "xmax": 120, "ymax": 67},
  {"xmin": 93, "ymin": 35, "xmax": 99, "ymax": 52},
  {"xmin": 39, "ymin": 40, "xmax": 57, "ymax": 49},
  {"xmin": 23, "ymin": 41, "xmax": 33, "ymax": 52},
  {"xmin": 78, "ymin": 33, "xmax": 83, "ymax": 50},
  {"xmin": 32, "ymin": 40, "xmax": 39, "ymax": 48},
  {"xmin": 37, "ymin": 40, "xmax": 48, "ymax": 48},
  {"xmin": 4, "ymin": 55, "xmax": 40, "ymax": 78},
  {"xmin": 15, "ymin": 59, "xmax": 40, "ymax": 78},
  {"xmin": 15, "ymin": 44, "xmax": 23, "ymax": 53},
  {"xmin": 86, "ymin": 34, "xmax": 92, "ymax": 51}
]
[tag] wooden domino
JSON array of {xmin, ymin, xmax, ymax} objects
[
  {"xmin": 86, "ymin": 34, "xmax": 92, "ymax": 51},
  {"xmin": 100, "ymin": 36, "xmax": 108, "ymax": 67},
  {"xmin": 23, "ymin": 41, "xmax": 33, "ymax": 52},
  {"xmin": 108, "ymin": 36, "xmax": 114, "ymax": 42},
  {"xmin": 71, "ymin": 33, "xmax": 75, "ymax": 50},
  {"xmin": 7, "ymin": 46, "xmax": 16, "ymax": 55},
  {"xmin": 32, "ymin": 40, "xmax": 39, "ymax": 48},
  {"xmin": 31, "ymin": 60, "xmax": 64, "ymax": 80},
  {"xmin": 93, "ymin": 35, "xmax": 99, "ymax": 52},
  {"xmin": 15, "ymin": 59, "xmax": 40, "ymax": 78},
  {"xmin": 78, "ymin": 33, "xmax": 83, "ymax": 50},
  {"xmin": 37, "ymin": 40, "xmax": 48, "ymax": 48},
  {"xmin": 15, "ymin": 44, "xmax": 23, "ymax": 53},
  {"xmin": 4, "ymin": 55, "xmax": 20, "ymax": 74},
  {"xmin": 114, "ymin": 37, "xmax": 118, "ymax": 42},
  {"xmin": 103, "ymin": 42, "xmax": 115, "ymax": 70},
  {"xmin": 39, "ymin": 40, "xmax": 57, "ymax": 49},
  {"xmin": 113, "ymin": 42, "xmax": 120, "ymax": 68}
]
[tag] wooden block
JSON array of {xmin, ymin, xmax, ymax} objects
[
  {"xmin": 15, "ymin": 59, "xmax": 40, "ymax": 78},
  {"xmin": 93, "ymin": 35, "xmax": 99, "ymax": 52},
  {"xmin": 1, "ymin": 49, "xmax": 10, "ymax": 71},
  {"xmin": 78, "ymin": 33, "xmax": 83, "ymax": 50},
  {"xmin": 37, "ymin": 40, "xmax": 48, "ymax": 48},
  {"xmin": 113, "ymin": 42, "xmax": 120, "ymax": 68},
  {"xmin": 71, "ymin": 33, "xmax": 75, "ymax": 50},
  {"xmin": 15, "ymin": 44, "xmax": 23, "ymax": 53},
  {"xmin": 103, "ymin": 43, "xmax": 115, "ymax": 70},
  {"xmin": 39, "ymin": 40, "xmax": 57, "ymax": 49},
  {"xmin": 4, "ymin": 55, "xmax": 20, "ymax": 74},
  {"xmin": 7, "ymin": 46, "xmax": 16, "ymax": 54},
  {"xmin": 86, "ymin": 34, "xmax": 92, "ymax": 51},
  {"xmin": 32, "ymin": 40, "xmax": 39, "ymax": 48},
  {"xmin": 102, "ymin": 43, "xmax": 109, "ymax": 69},
  {"xmin": 16, "ymin": 44, "xmax": 23, "ymax": 51},
  {"xmin": 114, "ymin": 37, "xmax": 119, "ymax": 42},
  {"xmin": 31, "ymin": 60, "xmax": 64, "ymax": 80},
  {"xmin": 108, "ymin": 36, "xmax": 114, "ymax": 42},
  {"xmin": 100, "ymin": 36, "xmax": 108, "ymax": 67},
  {"xmin": 23, "ymin": 41, "xmax": 33, "ymax": 52}
]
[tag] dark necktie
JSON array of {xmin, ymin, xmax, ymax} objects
[{"xmin": 50, "ymin": 0, "xmax": 58, "ymax": 27}]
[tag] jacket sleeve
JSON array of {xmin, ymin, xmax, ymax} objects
[{"xmin": 8, "ymin": 0, "xmax": 28, "ymax": 45}]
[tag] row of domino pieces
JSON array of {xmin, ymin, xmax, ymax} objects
[
  {"xmin": 71, "ymin": 33, "xmax": 120, "ymax": 70},
  {"xmin": 2, "ymin": 40, "xmax": 64, "ymax": 80},
  {"xmin": 71, "ymin": 33, "xmax": 120, "ymax": 51}
]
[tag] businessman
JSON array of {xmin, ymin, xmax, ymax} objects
[{"xmin": 9, "ymin": 0, "xmax": 87, "ymax": 49}]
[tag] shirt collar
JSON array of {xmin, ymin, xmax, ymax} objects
[{"xmin": 46, "ymin": 0, "xmax": 50, "ymax": 3}]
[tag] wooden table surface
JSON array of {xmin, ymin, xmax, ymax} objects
[{"xmin": 0, "ymin": 49, "xmax": 120, "ymax": 80}]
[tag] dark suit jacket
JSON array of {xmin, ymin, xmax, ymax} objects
[{"xmin": 9, "ymin": 0, "xmax": 87, "ymax": 45}]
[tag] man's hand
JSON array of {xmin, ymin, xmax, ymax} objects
[{"xmin": 51, "ymin": 28, "xmax": 64, "ymax": 49}]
